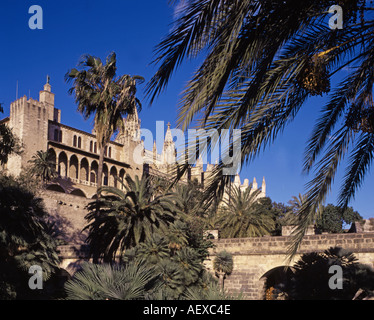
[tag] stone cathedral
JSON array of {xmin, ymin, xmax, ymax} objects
[{"xmin": 0, "ymin": 79, "xmax": 266, "ymax": 244}]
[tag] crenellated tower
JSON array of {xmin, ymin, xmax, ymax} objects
[{"xmin": 7, "ymin": 77, "xmax": 59, "ymax": 175}]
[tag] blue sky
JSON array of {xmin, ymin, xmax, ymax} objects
[{"xmin": 0, "ymin": 1, "xmax": 372, "ymax": 218}]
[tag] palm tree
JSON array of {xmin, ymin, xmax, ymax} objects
[
  {"xmin": 130, "ymin": 232, "xmax": 171, "ymax": 265},
  {"xmin": 173, "ymin": 247, "xmax": 204, "ymax": 286},
  {"xmin": 64, "ymin": 261, "xmax": 157, "ymax": 300},
  {"xmin": 281, "ymin": 194, "xmax": 308, "ymax": 226},
  {"xmin": 123, "ymin": 231, "xmax": 206, "ymax": 300},
  {"xmin": 84, "ymin": 174, "xmax": 180, "ymax": 263},
  {"xmin": 146, "ymin": 1, "xmax": 374, "ymax": 257},
  {"xmin": 66, "ymin": 52, "xmax": 143, "ymax": 193},
  {"xmin": 27, "ymin": 150, "xmax": 57, "ymax": 184},
  {"xmin": 213, "ymin": 250, "xmax": 233, "ymax": 289},
  {"xmin": 215, "ymin": 185, "xmax": 275, "ymax": 238},
  {"xmin": 173, "ymin": 180, "xmax": 207, "ymax": 217},
  {"xmin": 163, "ymin": 220, "xmax": 189, "ymax": 252}
]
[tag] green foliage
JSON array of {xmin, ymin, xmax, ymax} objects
[
  {"xmin": 65, "ymin": 261, "xmax": 157, "ymax": 300},
  {"xmin": 163, "ymin": 220, "xmax": 189, "ymax": 252},
  {"xmin": 284, "ymin": 194, "xmax": 307, "ymax": 225},
  {"xmin": 213, "ymin": 251, "xmax": 233, "ymax": 276},
  {"xmin": 172, "ymin": 181, "xmax": 215, "ymax": 259},
  {"xmin": 173, "ymin": 247, "xmax": 204, "ymax": 286},
  {"xmin": 81, "ymin": 172, "xmax": 218, "ymax": 300},
  {"xmin": 84, "ymin": 174, "xmax": 180, "ymax": 263},
  {"xmin": 152, "ymin": 259, "xmax": 185, "ymax": 299},
  {"xmin": 273, "ymin": 194, "xmax": 309, "ymax": 239},
  {"xmin": 316, "ymin": 204, "xmax": 362, "ymax": 233},
  {"xmin": 184, "ymin": 217, "xmax": 214, "ymax": 260},
  {"xmin": 276, "ymin": 196, "xmax": 363, "ymax": 235},
  {"xmin": 173, "ymin": 180, "xmax": 207, "ymax": 217},
  {"xmin": 0, "ymin": 174, "xmax": 60, "ymax": 299},
  {"xmin": 66, "ymin": 52, "xmax": 143, "ymax": 191},
  {"xmin": 215, "ymin": 186, "xmax": 275, "ymax": 238},
  {"xmin": 64, "ymin": 259, "xmax": 235, "ymax": 301},
  {"xmin": 27, "ymin": 150, "xmax": 58, "ymax": 184},
  {"xmin": 271, "ymin": 201, "xmax": 292, "ymax": 235},
  {"xmin": 184, "ymin": 275, "xmax": 243, "ymax": 300},
  {"xmin": 289, "ymin": 247, "xmax": 374, "ymax": 300},
  {"xmin": 146, "ymin": 0, "xmax": 374, "ymax": 259},
  {"xmin": 134, "ymin": 233, "xmax": 171, "ymax": 264},
  {"xmin": 123, "ymin": 231, "xmax": 207, "ymax": 300}
]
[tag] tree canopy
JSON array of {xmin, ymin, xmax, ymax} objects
[
  {"xmin": 66, "ymin": 53, "xmax": 143, "ymax": 192},
  {"xmin": 146, "ymin": 0, "xmax": 374, "ymax": 257},
  {"xmin": 0, "ymin": 174, "xmax": 60, "ymax": 299},
  {"xmin": 316, "ymin": 203, "xmax": 362, "ymax": 233}
]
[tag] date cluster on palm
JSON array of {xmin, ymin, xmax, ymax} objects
[
  {"xmin": 296, "ymin": 54, "xmax": 331, "ymax": 96},
  {"xmin": 346, "ymin": 104, "xmax": 374, "ymax": 134},
  {"xmin": 356, "ymin": 108, "xmax": 374, "ymax": 134}
]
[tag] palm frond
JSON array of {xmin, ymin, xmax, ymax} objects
[
  {"xmin": 338, "ymin": 132, "xmax": 374, "ymax": 208},
  {"xmin": 64, "ymin": 261, "xmax": 156, "ymax": 300},
  {"xmin": 288, "ymin": 126, "xmax": 353, "ymax": 260}
]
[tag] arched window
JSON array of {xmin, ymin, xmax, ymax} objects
[
  {"xmin": 73, "ymin": 135, "xmax": 77, "ymax": 147},
  {"xmin": 94, "ymin": 142, "xmax": 97, "ymax": 153},
  {"xmin": 109, "ymin": 147, "xmax": 112, "ymax": 158},
  {"xmin": 103, "ymin": 164, "xmax": 108, "ymax": 186},
  {"xmin": 59, "ymin": 130, "xmax": 63, "ymax": 143},
  {"xmin": 89, "ymin": 141, "xmax": 93, "ymax": 153},
  {"xmin": 80, "ymin": 158, "xmax": 89, "ymax": 182},
  {"xmin": 110, "ymin": 166, "xmax": 117, "ymax": 187},
  {"xmin": 78, "ymin": 136, "xmax": 82, "ymax": 149},
  {"xmin": 119, "ymin": 169, "xmax": 125, "ymax": 189},
  {"xmin": 104, "ymin": 146, "xmax": 107, "ymax": 157},
  {"xmin": 69, "ymin": 155, "xmax": 79, "ymax": 179},
  {"xmin": 90, "ymin": 172, "xmax": 96, "ymax": 184},
  {"xmin": 47, "ymin": 148, "xmax": 57, "ymax": 167},
  {"xmin": 91, "ymin": 161, "xmax": 98, "ymax": 184},
  {"xmin": 58, "ymin": 152, "xmax": 68, "ymax": 177}
]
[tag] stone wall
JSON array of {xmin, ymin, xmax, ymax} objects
[
  {"xmin": 55, "ymin": 228, "xmax": 374, "ymax": 299},
  {"xmin": 205, "ymin": 233, "xmax": 374, "ymax": 299},
  {"xmin": 40, "ymin": 190, "xmax": 90, "ymax": 244},
  {"xmin": 57, "ymin": 244, "xmax": 91, "ymax": 274}
]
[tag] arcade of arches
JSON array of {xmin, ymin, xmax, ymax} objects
[{"xmin": 47, "ymin": 147, "xmax": 126, "ymax": 198}]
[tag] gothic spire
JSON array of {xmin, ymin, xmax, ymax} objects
[
  {"xmin": 252, "ymin": 177, "xmax": 258, "ymax": 190},
  {"xmin": 262, "ymin": 176, "xmax": 266, "ymax": 195}
]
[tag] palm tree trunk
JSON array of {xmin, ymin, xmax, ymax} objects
[
  {"xmin": 218, "ymin": 271, "xmax": 225, "ymax": 290},
  {"xmin": 97, "ymin": 146, "xmax": 105, "ymax": 194}
]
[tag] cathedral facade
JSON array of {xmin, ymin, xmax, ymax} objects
[{"xmin": 0, "ymin": 79, "xmax": 266, "ymax": 200}]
